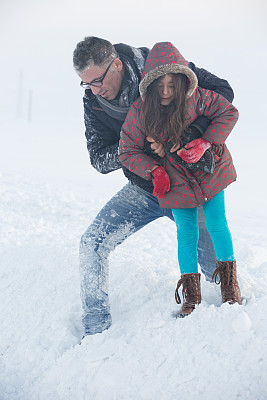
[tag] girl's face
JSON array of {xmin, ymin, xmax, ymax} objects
[{"xmin": 158, "ymin": 74, "xmax": 175, "ymax": 106}]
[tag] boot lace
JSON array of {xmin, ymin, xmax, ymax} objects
[
  {"xmin": 212, "ymin": 262, "xmax": 232, "ymax": 286},
  {"xmin": 175, "ymin": 274, "xmax": 200, "ymax": 305}
]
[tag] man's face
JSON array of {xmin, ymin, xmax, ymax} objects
[{"xmin": 78, "ymin": 58, "xmax": 124, "ymax": 100}]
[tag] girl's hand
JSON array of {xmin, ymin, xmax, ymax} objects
[
  {"xmin": 151, "ymin": 166, "xmax": 170, "ymax": 199},
  {"xmin": 178, "ymin": 138, "xmax": 211, "ymax": 163}
]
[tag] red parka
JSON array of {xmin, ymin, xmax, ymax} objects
[{"xmin": 119, "ymin": 42, "xmax": 239, "ymax": 209}]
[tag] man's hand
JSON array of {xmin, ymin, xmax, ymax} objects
[
  {"xmin": 146, "ymin": 136, "xmax": 165, "ymax": 158},
  {"xmin": 151, "ymin": 166, "xmax": 170, "ymax": 199},
  {"xmin": 176, "ymin": 138, "xmax": 211, "ymax": 163}
]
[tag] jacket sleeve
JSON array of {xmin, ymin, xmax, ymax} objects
[
  {"xmin": 119, "ymin": 103, "xmax": 160, "ymax": 180},
  {"xmin": 83, "ymin": 96, "xmax": 122, "ymax": 174},
  {"xmin": 194, "ymin": 88, "xmax": 239, "ymax": 146},
  {"xmin": 189, "ymin": 62, "xmax": 234, "ymax": 102},
  {"xmin": 188, "ymin": 62, "xmax": 234, "ymax": 134}
]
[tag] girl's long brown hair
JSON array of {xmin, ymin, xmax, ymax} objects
[{"xmin": 141, "ymin": 73, "xmax": 189, "ymax": 147}]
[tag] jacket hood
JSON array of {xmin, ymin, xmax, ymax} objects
[{"xmin": 139, "ymin": 42, "xmax": 198, "ymax": 100}]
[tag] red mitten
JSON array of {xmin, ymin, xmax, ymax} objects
[
  {"xmin": 178, "ymin": 138, "xmax": 211, "ymax": 163},
  {"xmin": 151, "ymin": 166, "xmax": 170, "ymax": 199}
]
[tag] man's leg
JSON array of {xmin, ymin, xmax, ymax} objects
[{"xmin": 80, "ymin": 183, "xmax": 164, "ymax": 335}]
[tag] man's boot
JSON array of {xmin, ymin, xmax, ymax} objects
[
  {"xmin": 212, "ymin": 260, "xmax": 241, "ymax": 305},
  {"xmin": 175, "ymin": 273, "xmax": 201, "ymax": 318}
]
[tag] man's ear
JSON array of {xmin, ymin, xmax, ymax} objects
[{"xmin": 113, "ymin": 58, "xmax": 123, "ymax": 72}]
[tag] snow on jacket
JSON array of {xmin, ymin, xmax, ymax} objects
[
  {"xmin": 119, "ymin": 42, "xmax": 239, "ymax": 208},
  {"xmin": 82, "ymin": 43, "xmax": 235, "ymax": 194}
]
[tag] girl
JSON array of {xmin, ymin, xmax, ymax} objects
[{"xmin": 119, "ymin": 42, "xmax": 241, "ymax": 317}]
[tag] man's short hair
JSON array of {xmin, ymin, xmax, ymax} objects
[{"xmin": 73, "ymin": 36, "xmax": 118, "ymax": 73}]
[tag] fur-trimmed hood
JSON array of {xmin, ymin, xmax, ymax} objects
[{"xmin": 139, "ymin": 42, "xmax": 198, "ymax": 100}]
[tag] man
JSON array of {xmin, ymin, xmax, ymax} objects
[{"xmin": 73, "ymin": 36, "xmax": 234, "ymax": 336}]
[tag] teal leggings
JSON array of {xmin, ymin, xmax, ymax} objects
[{"xmin": 172, "ymin": 191, "xmax": 234, "ymax": 275}]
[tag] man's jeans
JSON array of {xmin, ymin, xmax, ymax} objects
[{"xmin": 80, "ymin": 183, "xmax": 216, "ymax": 335}]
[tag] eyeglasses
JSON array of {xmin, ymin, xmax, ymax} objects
[{"xmin": 80, "ymin": 60, "xmax": 114, "ymax": 89}]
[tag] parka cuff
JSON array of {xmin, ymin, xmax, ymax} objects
[{"xmin": 144, "ymin": 162, "xmax": 161, "ymax": 180}]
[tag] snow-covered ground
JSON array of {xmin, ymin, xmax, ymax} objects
[
  {"xmin": 1, "ymin": 117, "xmax": 267, "ymax": 400},
  {"xmin": 1, "ymin": 0, "xmax": 267, "ymax": 398}
]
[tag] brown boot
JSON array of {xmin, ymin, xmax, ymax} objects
[
  {"xmin": 175, "ymin": 273, "xmax": 201, "ymax": 318},
  {"xmin": 212, "ymin": 260, "xmax": 241, "ymax": 305}
]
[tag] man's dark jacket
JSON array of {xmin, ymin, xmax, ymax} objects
[{"xmin": 82, "ymin": 43, "xmax": 234, "ymax": 194}]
